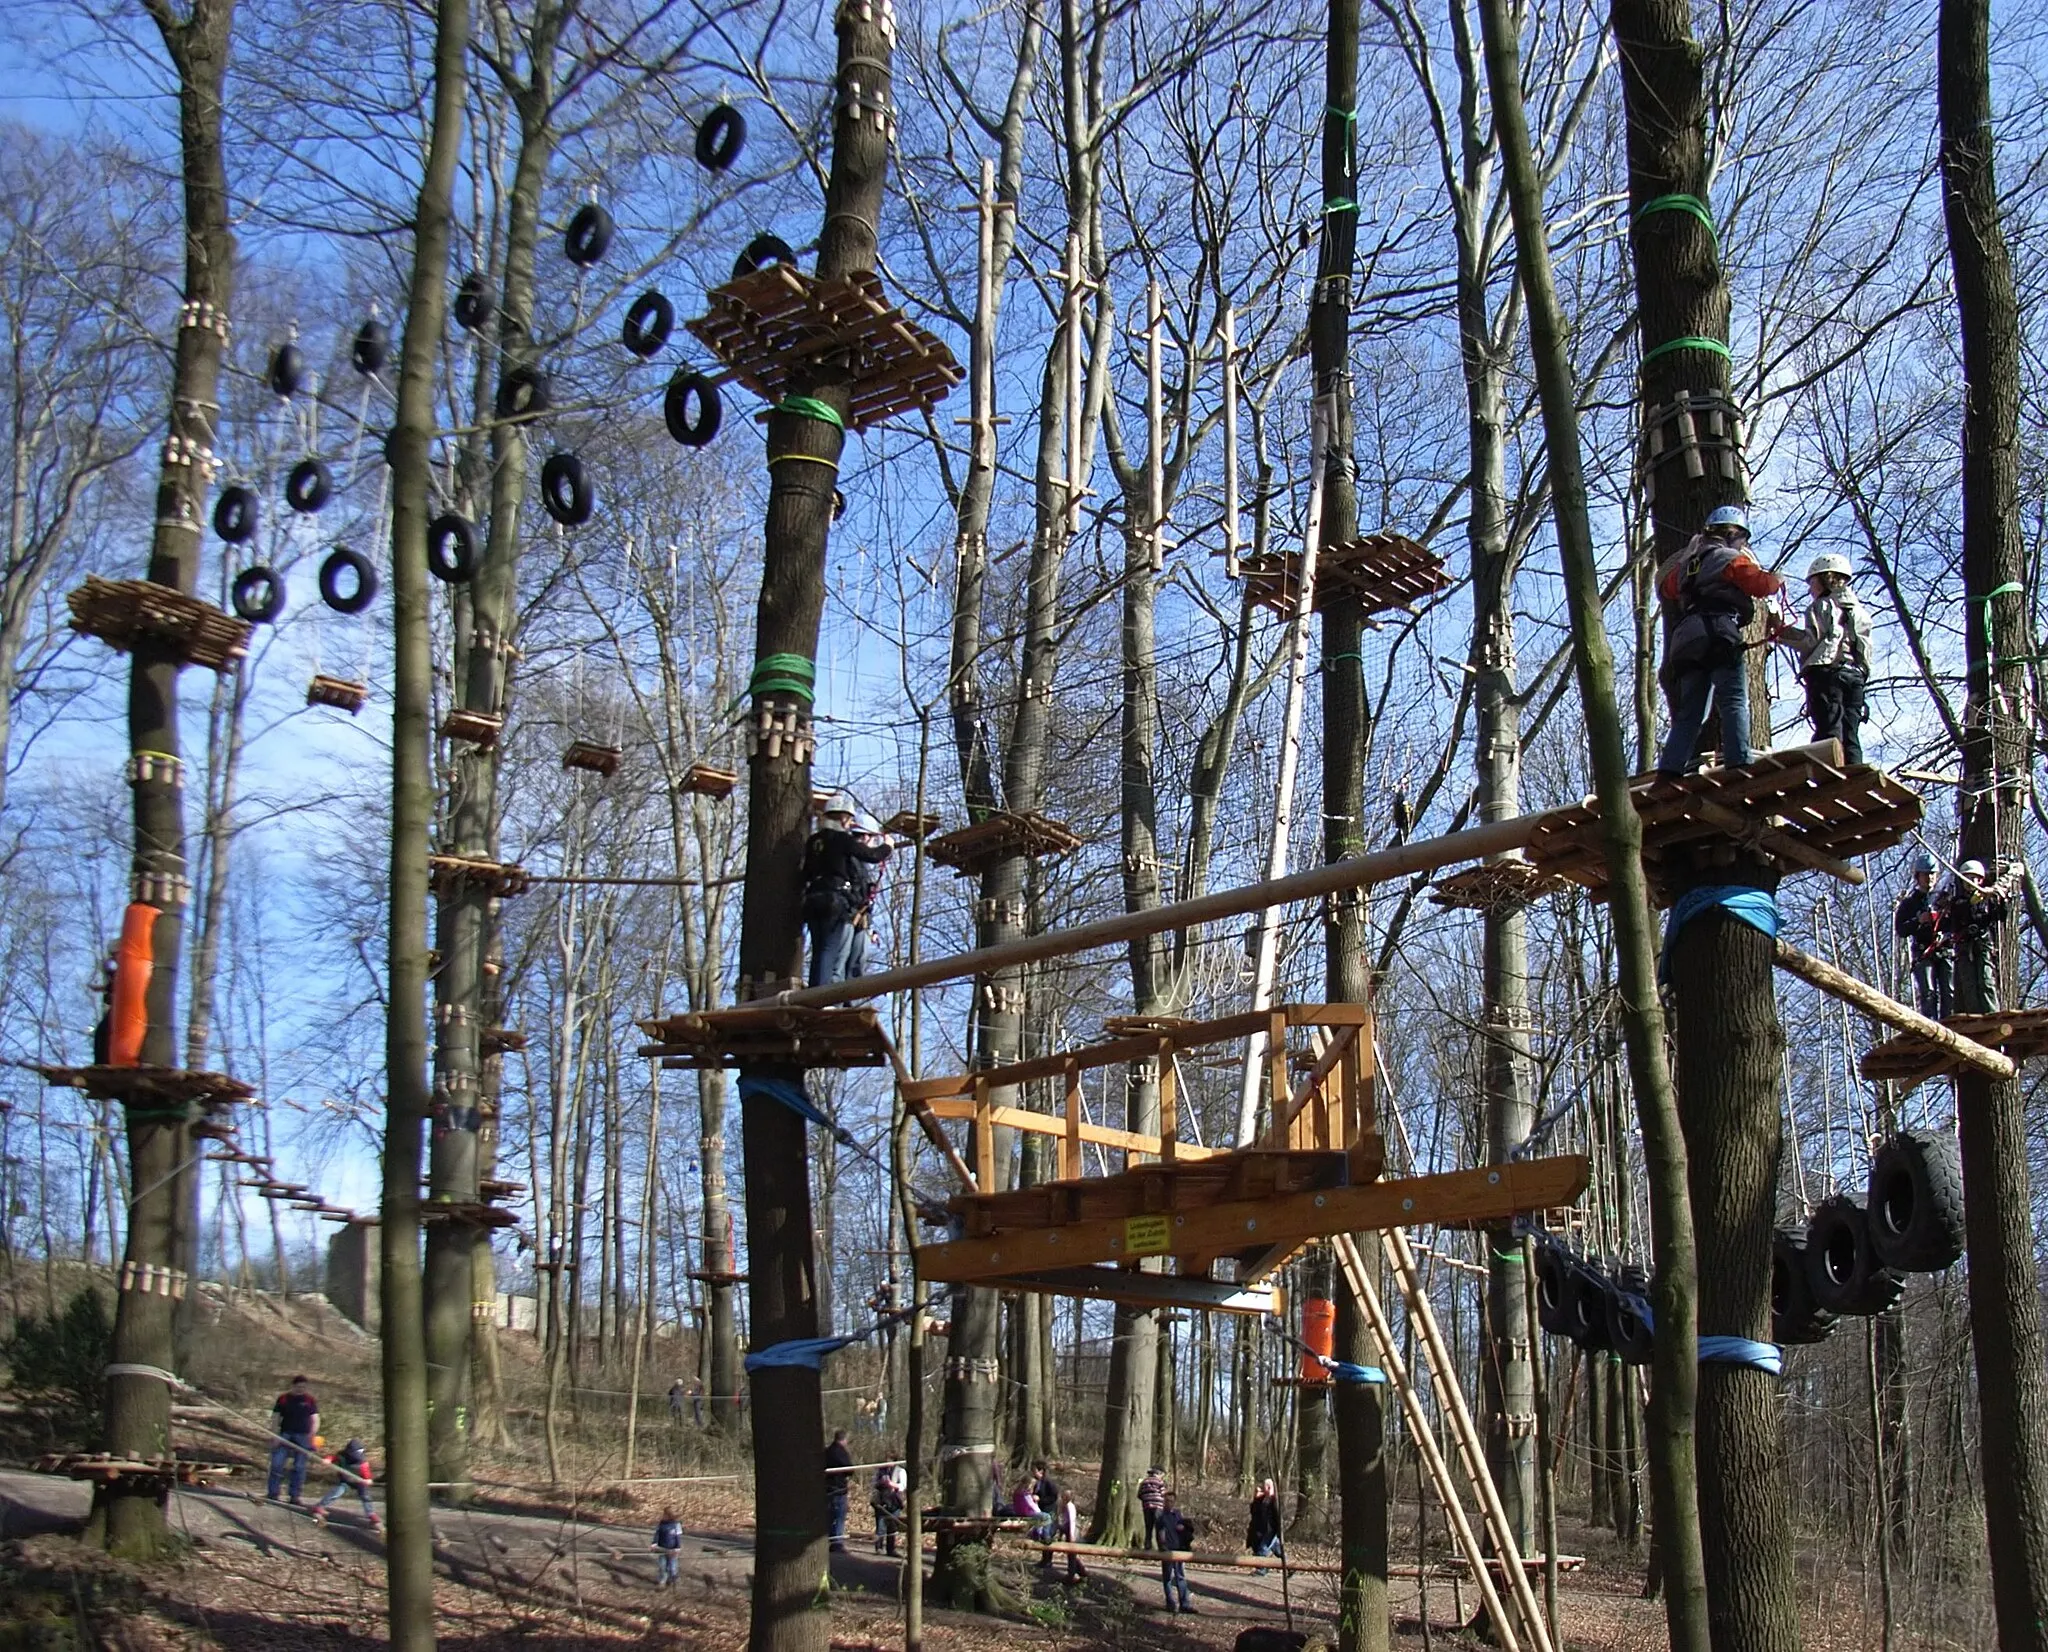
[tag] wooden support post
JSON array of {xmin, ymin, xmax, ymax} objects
[
  {"xmin": 1062, "ymin": 1059, "xmax": 1082, "ymax": 1181},
  {"xmin": 973, "ymin": 1074, "xmax": 995, "ymax": 1191},
  {"xmin": 1267, "ymin": 1011, "xmax": 1289, "ymax": 1142},
  {"xmin": 1156, "ymin": 1039, "xmax": 1177, "ymax": 1162},
  {"xmin": 1265, "ymin": 1024, "xmax": 1360, "ymax": 1150},
  {"xmin": 1773, "ymin": 938, "xmax": 2015, "ymax": 1077}
]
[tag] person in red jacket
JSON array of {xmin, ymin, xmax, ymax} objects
[{"xmin": 1655, "ymin": 505, "xmax": 1783, "ymax": 777}]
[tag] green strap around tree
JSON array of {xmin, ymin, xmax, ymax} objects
[
  {"xmin": 1640, "ymin": 334, "xmax": 1733, "ymax": 368},
  {"xmin": 748, "ymin": 652, "xmax": 817, "ymax": 704},
  {"xmin": 777, "ymin": 395, "xmax": 845, "ymax": 430},
  {"xmin": 1634, "ymin": 192, "xmax": 1719, "ymax": 244}
]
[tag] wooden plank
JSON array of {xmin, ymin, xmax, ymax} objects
[
  {"xmin": 1774, "ymin": 939, "xmax": 2014, "ymax": 1078},
  {"xmin": 1264, "ymin": 1024, "xmax": 1361, "ymax": 1149},
  {"xmin": 924, "ymin": 1097, "xmax": 1223, "ymax": 1161},
  {"xmin": 973, "ymin": 1076, "xmax": 995, "ymax": 1191},
  {"xmin": 914, "ymin": 1155, "xmax": 1590, "ymax": 1283},
  {"xmin": 1157, "ymin": 1040, "xmax": 1177, "ymax": 1164}
]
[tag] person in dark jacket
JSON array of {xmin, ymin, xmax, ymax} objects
[
  {"xmin": 311, "ymin": 1438, "xmax": 377, "ymax": 1527},
  {"xmin": 1158, "ymin": 1495, "xmax": 1195, "ymax": 1613},
  {"xmin": 267, "ymin": 1375, "xmax": 321, "ymax": 1503},
  {"xmin": 652, "ymin": 1509, "xmax": 683, "ymax": 1585},
  {"xmin": 824, "ymin": 1428, "xmax": 855, "ymax": 1552},
  {"xmin": 1246, "ymin": 1478, "xmax": 1283, "ymax": 1558},
  {"xmin": 1894, "ymin": 852, "xmax": 1951, "ymax": 1019},
  {"xmin": 801, "ymin": 801, "xmax": 893, "ymax": 988},
  {"xmin": 1943, "ymin": 858, "xmax": 2024, "ymax": 1015},
  {"xmin": 1655, "ymin": 505, "xmax": 1784, "ymax": 777}
]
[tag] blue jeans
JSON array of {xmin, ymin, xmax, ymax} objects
[
  {"xmin": 828, "ymin": 1489, "xmax": 850, "ymax": 1548},
  {"xmin": 807, "ymin": 914, "xmax": 869, "ymax": 988},
  {"xmin": 1660, "ymin": 654, "xmax": 1751, "ymax": 775},
  {"xmin": 315, "ymin": 1478, "xmax": 374, "ymax": 1518},
  {"xmin": 1253, "ymin": 1536, "xmax": 1284, "ymax": 1558},
  {"xmin": 1161, "ymin": 1560, "xmax": 1190, "ymax": 1610},
  {"xmin": 268, "ymin": 1432, "xmax": 314, "ymax": 1500},
  {"xmin": 656, "ymin": 1550, "xmax": 679, "ymax": 1585}
]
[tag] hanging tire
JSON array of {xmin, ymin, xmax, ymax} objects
[
  {"xmin": 1805, "ymin": 1193, "xmax": 1906, "ymax": 1317},
  {"xmin": 318, "ymin": 547, "xmax": 378, "ymax": 614},
  {"xmin": 351, "ymin": 317, "xmax": 390, "ymax": 375},
  {"xmin": 621, "ymin": 289, "xmax": 675, "ymax": 358},
  {"xmin": 1533, "ymin": 1245, "xmax": 1573, "ymax": 1337},
  {"xmin": 213, "ymin": 485, "xmax": 259, "ymax": 544},
  {"xmin": 664, "ymin": 370, "xmax": 721, "ymax": 447},
  {"xmin": 267, "ymin": 343, "xmax": 305, "ymax": 397},
  {"xmin": 454, "ymin": 271, "xmax": 495, "ymax": 333},
  {"xmin": 694, "ymin": 103, "xmax": 746, "ymax": 171},
  {"xmin": 1772, "ymin": 1228, "xmax": 1837, "ymax": 1345},
  {"xmin": 1607, "ymin": 1265, "xmax": 1654, "ymax": 1366},
  {"xmin": 495, "ymin": 364, "xmax": 551, "ymax": 420},
  {"xmin": 565, "ymin": 202, "xmax": 614, "ymax": 266},
  {"xmin": 1564, "ymin": 1265, "xmax": 1615, "ymax": 1352},
  {"xmin": 427, "ymin": 513, "xmax": 477, "ymax": 583},
  {"xmin": 540, "ymin": 452, "xmax": 593, "ymax": 527},
  {"xmin": 732, "ymin": 232, "xmax": 797, "ymax": 281},
  {"xmin": 1867, "ymin": 1128, "xmax": 1966, "ymax": 1272},
  {"xmin": 285, "ymin": 458, "xmax": 333, "ymax": 513},
  {"xmin": 832, "ymin": 487, "xmax": 848, "ymax": 522},
  {"xmin": 230, "ymin": 565, "xmax": 285, "ymax": 624}
]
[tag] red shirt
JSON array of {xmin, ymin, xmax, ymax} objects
[{"xmin": 275, "ymin": 1389, "xmax": 318, "ymax": 1433}]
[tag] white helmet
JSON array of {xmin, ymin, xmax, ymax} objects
[
  {"xmin": 822, "ymin": 792, "xmax": 856, "ymax": 820},
  {"xmin": 1807, "ymin": 552, "xmax": 1853, "ymax": 581},
  {"xmin": 1960, "ymin": 858, "xmax": 1988, "ymax": 881},
  {"xmin": 1705, "ymin": 504, "xmax": 1748, "ymax": 533}
]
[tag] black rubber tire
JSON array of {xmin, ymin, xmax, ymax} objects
[
  {"xmin": 1533, "ymin": 1245, "xmax": 1573, "ymax": 1337},
  {"xmin": 351, "ymin": 317, "xmax": 390, "ymax": 375},
  {"xmin": 732, "ymin": 232, "xmax": 797, "ymax": 281},
  {"xmin": 1564, "ymin": 1265, "xmax": 1615, "ymax": 1352},
  {"xmin": 230, "ymin": 565, "xmax": 285, "ymax": 624},
  {"xmin": 427, "ymin": 513, "xmax": 477, "ymax": 584},
  {"xmin": 1805, "ymin": 1193, "xmax": 1907, "ymax": 1317},
  {"xmin": 495, "ymin": 364, "xmax": 551, "ymax": 420},
  {"xmin": 565, "ymin": 202, "xmax": 614, "ymax": 266},
  {"xmin": 267, "ymin": 344, "xmax": 305, "ymax": 397},
  {"xmin": 1607, "ymin": 1285, "xmax": 1655, "ymax": 1366},
  {"xmin": 664, "ymin": 370, "xmax": 722, "ymax": 447},
  {"xmin": 1867, "ymin": 1128, "xmax": 1967, "ymax": 1272},
  {"xmin": 540, "ymin": 452, "xmax": 594, "ymax": 527},
  {"xmin": 621, "ymin": 289, "xmax": 675, "ymax": 358},
  {"xmin": 213, "ymin": 485, "xmax": 259, "ymax": 544},
  {"xmin": 453, "ymin": 271, "xmax": 495, "ymax": 333},
  {"xmin": 285, "ymin": 458, "xmax": 333, "ymax": 513},
  {"xmin": 1772, "ymin": 1228, "xmax": 1838, "ymax": 1345},
  {"xmin": 694, "ymin": 102, "xmax": 746, "ymax": 171},
  {"xmin": 318, "ymin": 547, "xmax": 378, "ymax": 615}
]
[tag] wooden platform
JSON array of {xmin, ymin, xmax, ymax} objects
[
  {"xmin": 680, "ymin": 762, "xmax": 738, "ymax": 798},
  {"xmin": 440, "ymin": 708, "xmax": 504, "ymax": 747},
  {"xmin": 1861, "ymin": 1006, "xmax": 2048, "ymax": 1090},
  {"xmin": 1430, "ymin": 858, "xmax": 1571, "ymax": 912},
  {"xmin": 1237, "ymin": 533, "xmax": 1452, "ymax": 620},
  {"xmin": 421, "ymin": 1199, "xmax": 519, "ymax": 1229},
  {"xmin": 33, "ymin": 1452, "xmax": 237, "ymax": 1486},
  {"xmin": 684, "ymin": 264, "xmax": 962, "ymax": 433},
  {"xmin": 563, "ymin": 741, "xmax": 623, "ymax": 776},
  {"xmin": 1522, "ymin": 747, "xmax": 1919, "ymax": 903},
  {"xmin": 924, "ymin": 811, "xmax": 1084, "ymax": 876},
  {"xmin": 67, "ymin": 576, "xmax": 250, "ymax": 673},
  {"xmin": 307, "ymin": 674, "xmax": 368, "ymax": 713},
  {"xmin": 479, "ymin": 1027, "xmax": 528, "ymax": 1055},
  {"xmin": 883, "ymin": 809, "xmax": 943, "ymax": 840},
  {"xmin": 34, "ymin": 1064, "xmax": 254, "ymax": 1110},
  {"xmin": 947, "ymin": 1147, "xmax": 1366, "ymax": 1239},
  {"xmin": 636, "ymin": 1004, "xmax": 894, "ymax": 1069},
  {"xmin": 428, "ymin": 854, "xmax": 533, "ymax": 899}
]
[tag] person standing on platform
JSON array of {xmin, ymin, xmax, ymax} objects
[
  {"xmin": 824, "ymin": 1428, "xmax": 855, "ymax": 1552},
  {"xmin": 1895, "ymin": 851, "xmax": 1952, "ymax": 1019},
  {"xmin": 1656, "ymin": 504, "xmax": 1784, "ymax": 777},
  {"xmin": 1944, "ymin": 857, "xmax": 2025, "ymax": 1014},
  {"xmin": 1771, "ymin": 551, "xmax": 1873, "ymax": 764},
  {"xmin": 801, "ymin": 800, "xmax": 893, "ymax": 987},
  {"xmin": 266, "ymin": 1375, "xmax": 321, "ymax": 1504}
]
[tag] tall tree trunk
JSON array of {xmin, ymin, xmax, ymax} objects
[
  {"xmin": 92, "ymin": 0, "xmax": 235, "ymax": 1563},
  {"xmin": 733, "ymin": 4, "xmax": 895, "ymax": 1645},
  {"xmin": 1938, "ymin": 1, "xmax": 2048, "ymax": 1640},
  {"xmin": 1607, "ymin": 2, "xmax": 1796, "ymax": 1644},
  {"xmin": 1475, "ymin": 2, "xmax": 1707, "ymax": 1645},
  {"xmin": 384, "ymin": 0, "xmax": 469, "ymax": 1644}
]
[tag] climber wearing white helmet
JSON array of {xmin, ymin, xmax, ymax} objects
[
  {"xmin": 1893, "ymin": 849, "xmax": 1951, "ymax": 1018},
  {"xmin": 1770, "ymin": 549, "xmax": 1873, "ymax": 764},
  {"xmin": 1941, "ymin": 855, "xmax": 2026, "ymax": 1015},
  {"xmin": 800, "ymin": 794, "xmax": 894, "ymax": 988},
  {"xmin": 1654, "ymin": 502, "xmax": 1784, "ymax": 777}
]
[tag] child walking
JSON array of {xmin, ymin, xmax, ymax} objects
[
  {"xmin": 311, "ymin": 1439, "xmax": 378, "ymax": 1528},
  {"xmin": 652, "ymin": 1508, "xmax": 683, "ymax": 1586}
]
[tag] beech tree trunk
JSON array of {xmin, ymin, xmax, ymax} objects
[{"xmin": 1938, "ymin": 1, "xmax": 2048, "ymax": 1641}]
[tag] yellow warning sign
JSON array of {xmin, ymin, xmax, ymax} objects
[{"xmin": 1124, "ymin": 1214, "xmax": 1171, "ymax": 1256}]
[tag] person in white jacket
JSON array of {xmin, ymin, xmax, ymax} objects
[{"xmin": 1771, "ymin": 552, "xmax": 1874, "ymax": 764}]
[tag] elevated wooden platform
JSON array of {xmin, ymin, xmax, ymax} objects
[
  {"xmin": 34, "ymin": 1064, "xmax": 254, "ymax": 1110},
  {"xmin": 1237, "ymin": 533, "xmax": 1452, "ymax": 620},
  {"xmin": 33, "ymin": 1452, "xmax": 237, "ymax": 1486},
  {"xmin": 440, "ymin": 708, "xmax": 504, "ymax": 747},
  {"xmin": 307, "ymin": 674, "xmax": 368, "ymax": 713},
  {"xmin": 1430, "ymin": 858, "xmax": 1571, "ymax": 912},
  {"xmin": 563, "ymin": 740, "xmax": 623, "ymax": 776},
  {"xmin": 637, "ymin": 1004, "xmax": 894, "ymax": 1069},
  {"xmin": 925, "ymin": 811, "xmax": 1084, "ymax": 876},
  {"xmin": 68, "ymin": 576, "xmax": 250, "ymax": 673},
  {"xmin": 1523, "ymin": 747, "xmax": 1918, "ymax": 903},
  {"xmin": 680, "ymin": 762, "xmax": 738, "ymax": 798},
  {"xmin": 421, "ymin": 1198, "xmax": 518, "ymax": 1229},
  {"xmin": 479, "ymin": 1027, "xmax": 527, "ymax": 1056},
  {"xmin": 428, "ymin": 854, "xmax": 533, "ymax": 899},
  {"xmin": 1861, "ymin": 1006, "xmax": 2048, "ymax": 1090},
  {"xmin": 685, "ymin": 264, "xmax": 962, "ymax": 433},
  {"xmin": 884, "ymin": 809, "xmax": 943, "ymax": 840}
]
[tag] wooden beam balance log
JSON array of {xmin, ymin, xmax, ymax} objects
[{"xmin": 1771, "ymin": 938, "xmax": 2015, "ymax": 1079}]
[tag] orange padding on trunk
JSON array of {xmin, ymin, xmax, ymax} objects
[
  {"xmin": 109, "ymin": 903, "xmax": 158, "ymax": 1067},
  {"xmin": 1299, "ymin": 1296, "xmax": 1335, "ymax": 1384}
]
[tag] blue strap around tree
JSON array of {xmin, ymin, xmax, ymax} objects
[
  {"xmin": 1659, "ymin": 884, "xmax": 1780, "ymax": 983},
  {"xmin": 1330, "ymin": 1361, "xmax": 1388, "ymax": 1385},
  {"xmin": 1698, "ymin": 1335, "xmax": 1783, "ymax": 1375},
  {"xmin": 745, "ymin": 1334, "xmax": 866, "ymax": 1373},
  {"xmin": 738, "ymin": 1072, "xmax": 859, "ymax": 1150}
]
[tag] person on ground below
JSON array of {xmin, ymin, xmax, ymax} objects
[
  {"xmin": 667, "ymin": 1378, "xmax": 686, "ymax": 1422},
  {"xmin": 801, "ymin": 799, "xmax": 893, "ymax": 988},
  {"xmin": 1138, "ymin": 1463, "xmax": 1168, "ymax": 1549},
  {"xmin": 824, "ymin": 1428, "xmax": 855, "ymax": 1552},
  {"xmin": 311, "ymin": 1438, "xmax": 377, "ymax": 1528},
  {"xmin": 1010, "ymin": 1471, "xmax": 1042, "ymax": 1535},
  {"xmin": 870, "ymin": 1460, "xmax": 906, "ymax": 1556},
  {"xmin": 1943, "ymin": 857, "xmax": 2026, "ymax": 1015},
  {"xmin": 652, "ymin": 1508, "xmax": 683, "ymax": 1586},
  {"xmin": 1058, "ymin": 1486, "xmax": 1087, "ymax": 1584},
  {"xmin": 1158, "ymin": 1493, "xmax": 1195, "ymax": 1614},
  {"xmin": 1771, "ymin": 550, "xmax": 1873, "ymax": 765},
  {"xmin": 1246, "ymin": 1477, "xmax": 1284, "ymax": 1559},
  {"xmin": 266, "ymin": 1374, "xmax": 320, "ymax": 1504},
  {"xmin": 1895, "ymin": 851, "xmax": 1953, "ymax": 1020},
  {"xmin": 1656, "ymin": 504, "xmax": 1784, "ymax": 778},
  {"xmin": 1030, "ymin": 1459, "xmax": 1060, "ymax": 1565}
]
